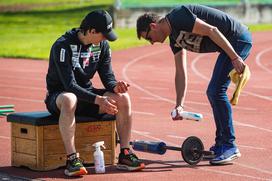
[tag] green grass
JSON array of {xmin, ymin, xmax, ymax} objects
[
  {"xmin": 0, "ymin": 0, "xmax": 149, "ymax": 59},
  {"xmin": 0, "ymin": 5, "xmax": 148, "ymax": 59},
  {"xmin": 248, "ymin": 24, "xmax": 272, "ymax": 32},
  {"xmin": 0, "ymin": 0, "xmax": 272, "ymax": 60},
  {"xmin": 1, "ymin": 6, "xmax": 271, "ymax": 60}
]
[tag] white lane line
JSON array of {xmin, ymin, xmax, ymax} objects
[
  {"xmin": 237, "ymin": 144, "xmax": 266, "ymax": 150},
  {"xmin": 144, "ymin": 86, "xmax": 170, "ymax": 90},
  {"xmin": 250, "ymin": 85, "xmax": 272, "ymax": 90},
  {"xmin": 0, "ymin": 68, "xmax": 45, "ymax": 73},
  {"xmin": 0, "ymin": 136, "xmax": 10, "ymax": 140},
  {"xmin": 191, "ymin": 54, "xmax": 210, "ymax": 81},
  {"xmin": 0, "ymin": 96, "xmax": 43, "ymax": 103},
  {"xmin": 0, "ymin": 75, "xmax": 44, "ymax": 81},
  {"xmin": 199, "ymin": 167, "xmax": 272, "ymax": 181},
  {"xmin": 0, "ymin": 84, "xmax": 45, "ymax": 91},
  {"xmin": 122, "ymin": 50, "xmax": 199, "ymax": 112},
  {"xmin": 256, "ymin": 47, "xmax": 272, "ymax": 74},
  {"xmin": 231, "ymin": 107, "xmax": 257, "ymax": 111},
  {"xmin": 132, "ymin": 111, "xmax": 155, "ymax": 116},
  {"xmin": 186, "ymin": 100, "xmax": 256, "ymax": 111},
  {"xmin": 234, "ymin": 121, "xmax": 272, "ymax": 133},
  {"xmin": 132, "ymin": 130, "xmax": 180, "ymax": 147},
  {"xmin": 234, "ymin": 162, "xmax": 272, "ymax": 175},
  {"xmin": 140, "ymin": 97, "xmax": 161, "ymax": 101},
  {"xmin": 122, "ymin": 51, "xmax": 272, "ymax": 133},
  {"xmin": 191, "ymin": 54, "xmax": 272, "ymax": 101},
  {"xmin": 132, "ymin": 130, "xmax": 151, "ymax": 135},
  {"xmin": 167, "ymin": 135, "xmax": 187, "ymax": 140}
]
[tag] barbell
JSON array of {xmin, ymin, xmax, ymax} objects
[{"xmin": 117, "ymin": 136, "xmax": 214, "ymax": 165}]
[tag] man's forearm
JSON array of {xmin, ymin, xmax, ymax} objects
[
  {"xmin": 175, "ymin": 74, "xmax": 187, "ymax": 107},
  {"xmin": 174, "ymin": 49, "xmax": 187, "ymax": 107},
  {"xmin": 209, "ymin": 27, "xmax": 239, "ymax": 61},
  {"xmin": 192, "ymin": 18, "xmax": 239, "ymax": 61}
]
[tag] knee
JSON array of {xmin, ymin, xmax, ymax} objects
[
  {"xmin": 206, "ymin": 87, "xmax": 227, "ymax": 102},
  {"xmin": 57, "ymin": 93, "xmax": 77, "ymax": 113},
  {"xmin": 115, "ymin": 93, "xmax": 131, "ymax": 108},
  {"xmin": 206, "ymin": 88, "xmax": 216, "ymax": 100}
]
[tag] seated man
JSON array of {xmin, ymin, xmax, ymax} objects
[{"xmin": 45, "ymin": 10, "xmax": 145, "ymax": 177}]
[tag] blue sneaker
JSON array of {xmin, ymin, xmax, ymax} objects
[
  {"xmin": 210, "ymin": 144, "xmax": 222, "ymax": 155},
  {"xmin": 203, "ymin": 144, "xmax": 222, "ymax": 159},
  {"xmin": 210, "ymin": 145, "xmax": 241, "ymax": 165}
]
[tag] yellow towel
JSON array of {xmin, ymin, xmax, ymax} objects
[{"xmin": 229, "ymin": 65, "xmax": 251, "ymax": 105}]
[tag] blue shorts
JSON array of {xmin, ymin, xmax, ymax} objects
[{"xmin": 44, "ymin": 88, "xmax": 107, "ymax": 118}]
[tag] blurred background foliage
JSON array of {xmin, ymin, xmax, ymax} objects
[{"xmin": 0, "ymin": 0, "xmax": 272, "ymax": 59}]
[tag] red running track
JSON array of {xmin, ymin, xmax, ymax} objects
[{"xmin": 0, "ymin": 31, "xmax": 272, "ymax": 181}]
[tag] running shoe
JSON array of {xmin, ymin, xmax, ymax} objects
[
  {"xmin": 64, "ymin": 153, "xmax": 88, "ymax": 176},
  {"xmin": 116, "ymin": 149, "xmax": 145, "ymax": 171},
  {"xmin": 210, "ymin": 145, "xmax": 241, "ymax": 165}
]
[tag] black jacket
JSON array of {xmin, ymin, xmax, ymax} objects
[{"xmin": 46, "ymin": 28, "xmax": 117, "ymax": 103}]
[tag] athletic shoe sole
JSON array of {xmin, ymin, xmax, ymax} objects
[
  {"xmin": 210, "ymin": 152, "xmax": 241, "ymax": 165},
  {"xmin": 116, "ymin": 163, "xmax": 145, "ymax": 171},
  {"xmin": 64, "ymin": 167, "xmax": 88, "ymax": 177}
]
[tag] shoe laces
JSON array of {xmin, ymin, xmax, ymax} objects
[
  {"xmin": 67, "ymin": 156, "xmax": 84, "ymax": 167},
  {"xmin": 123, "ymin": 150, "xmax": 139, "ymax": 162}
]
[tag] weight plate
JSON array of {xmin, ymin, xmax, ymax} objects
[{"xmin": 181, "ymin": 136, "xmax": 204, "ymax": 165}]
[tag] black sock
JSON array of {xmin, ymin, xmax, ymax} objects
[{"xmin": 67, "ymin": 152, "xmax": 77, "ymax": 160}]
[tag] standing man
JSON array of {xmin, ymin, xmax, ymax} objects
[
  {"xmin": 136, "ymin": 5, "xmax": 252, "ymax": 165},
  {"xmin": 45, "ymin": 10, "xmax": 145, "ymax": 177}
]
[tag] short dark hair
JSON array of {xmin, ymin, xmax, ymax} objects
[{"xmin": 136, "ymin": 13, "xmax": 160, "ymax": 39}]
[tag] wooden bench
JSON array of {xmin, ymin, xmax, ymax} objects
[{"xmin": 7, "ymin": 111, "xmax": 116, "ymax": 171}]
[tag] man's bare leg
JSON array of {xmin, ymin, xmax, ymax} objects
[
  {"xmin": 103, "ymin": 92, "xmax": 132, "ymax": 149},
  {"xmin": 55, "ymin": 92, "xmax": 87, "ymax": 176},
  {"xmin": 56, "ymin": 92, "xmax": 77, "ymax": 155}
]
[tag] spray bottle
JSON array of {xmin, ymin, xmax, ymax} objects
[
  {"xmin": 92, "ymin": 141, "xmax": 106, "ymax": 174},
  {"xmin": 171, "ymin": 109, "xmax": 203, "ymax": 121}
]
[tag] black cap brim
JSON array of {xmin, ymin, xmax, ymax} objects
[{"xmin": 104, "ymin": 30, "xmax": 117, "ymax": 41}]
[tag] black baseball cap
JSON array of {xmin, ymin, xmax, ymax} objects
[{"xmin": 80, "ymin": 10, "xmax": 117, "ymax": 41}]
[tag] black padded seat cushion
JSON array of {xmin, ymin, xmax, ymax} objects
[{"xmin": 7, "ymin": 111, "xmax": 116, "ymax": 126}]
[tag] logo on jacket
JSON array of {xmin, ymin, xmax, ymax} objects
[
  {"xmin": 81, "ymin": 52, "xmax": 92, "ymax": 69},
  {"xmin": 60, "ymin": 48, "xmax": 65, "ymax": 62},
  {"xmin": 89, "ymin": 44, "xmax": 101, "ymax": 63}
]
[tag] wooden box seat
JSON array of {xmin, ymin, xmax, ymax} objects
[{"xmin": 7, "ymin": 111, "xmax": 116, "ymax": 171}]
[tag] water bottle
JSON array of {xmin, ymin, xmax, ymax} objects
[
  {"xmin": 171, "ymin": 109, "xmax": 203, "ymax": 121},
  {"xmin": 92, "ymin": 141, "xmax": 106, "ymax": 174}
]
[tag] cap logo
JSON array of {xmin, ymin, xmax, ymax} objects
[{"xmin": 107, "ymin": 23, "xmax": 112, "ymax": 30}]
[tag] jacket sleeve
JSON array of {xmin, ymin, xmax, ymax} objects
[
  {"xmin": 97, "ymin": 41, "xmax": 117, "ymax": 92},
  {"xmin": 52, "ymin": 43, "xmax": 98, "ymax": 103}
]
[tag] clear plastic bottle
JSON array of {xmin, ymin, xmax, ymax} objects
[
  {"xmin": 171, "ymin": 109, "xmax": 203, "ymax": 121},
  {"xmin": 92, "ymin": 141, "xmax": 106, "ymax": 174}
]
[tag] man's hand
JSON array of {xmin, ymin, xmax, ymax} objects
[
  {"xmin": 231, "ymin": 56, "xmax": 245, "ymax": 74},
  {"xmin": 95, "ymin": 96, "xmax": 118, "ymax": 115},
  {"xmin": 113, "ymin": 81, "xmax": 130, "ymax": 93}
]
